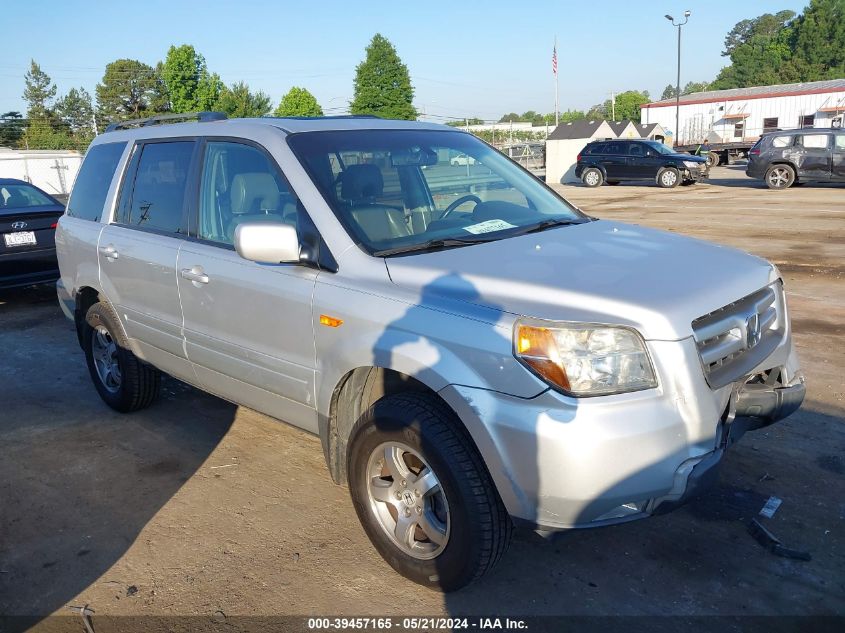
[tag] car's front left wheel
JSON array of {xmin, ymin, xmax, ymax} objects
[
  {"xmin": 83, "ymin": 301, "xmax": 161, "ymax": 412},
  {"xmin": 347, "ymin": 393, "xmax": 512, "ymax": 591}
]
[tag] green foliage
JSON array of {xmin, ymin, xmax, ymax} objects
[
  {"xmin": 445, "ymin": 117, "xmax": 484, "ymax": 127},
  {"xmin": 215, "ymin": 82, "xmax": 272, "ymax": 118},
  {"xmin": 18, "ymin": 120, "xmax": 77, "ymax": 150},
  {"xmin": 599, "ymin": 90, "xmax": 650, "ymax": 122},
  {"xmin": 55, "ymin": 88, "xmax": 94, "ymax": 134},
  {"xmin": 96, "ymin": 59, "xmax": 169, "ymax": 121},
  {"xmin": 162, "ymin": 45, "xmax": 223, "ymax": 113},
  {"xmin": 351, "ymin": 34, "xmax": 416, "ymax": 120},
  {"xmin": 274, "ymin": 87, "xmax": 323, "ymax": 117},
  {"xmin": 23, "ymin": 60, "xmax": 57, "ymax": 121},
  {"xmin": 712, "ymin": 1, "xmax": 844, "ymax": 89},
  {"xmin": 661, "ymin": 81, "xmax": 711, "ymax": 100},
  {"xmin": 0, "ymin": 112, "xmax": 25, "ymax": 147}
]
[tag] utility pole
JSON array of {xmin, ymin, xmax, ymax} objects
[
  {"xmin": 666, "ymin": 11, "xmax": 691, "ymax": 146},
  {"xmin": 611, "ymin": 92, "xmax": 616, "ymax": 120},
  {"xmin": 553, "ymin": 37, "xmax": 559, "ymax": 127}
]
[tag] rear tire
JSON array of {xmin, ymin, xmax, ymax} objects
[
  {"xmin": 706, "ymin": 152, "xmax": 720, "ymax": 167},
  {"xmin": 765, "ymin": 164, "xmax": 795, "ymax": 189},
  {"xmin": 83, "ymin": 301, "xmax": 161, "ymax": 412},
  {"xmin": 347, "ymin": 393, "xmax": 512, "ymax": 591},
  {"xmin": 581, "ymin": 167, "xmax": 603, "ymax": 187},
  {"xmin": 657, "ymin": 167, "xmax": 680, "ymax": 188}
]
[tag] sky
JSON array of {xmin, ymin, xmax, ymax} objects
[{"xmin": 0, "ymin": 0, "xmax": 809, "ymax": 123}]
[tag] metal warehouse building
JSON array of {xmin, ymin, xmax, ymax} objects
[{"xmin": 641, "ymin": 78, "xmax": 845, "ymax": 147}]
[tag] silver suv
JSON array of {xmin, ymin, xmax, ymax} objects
[{"xmin": 56, "ymin": 113, "xmax": 805, "ymax": 591}]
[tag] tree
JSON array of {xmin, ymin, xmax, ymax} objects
[
  {"xmin": 0, "ymin": 112, "xmax": 25, "ymax": 147},
  {"xmin": 55, "ymin": 88, "xmax": 94, "ymax": 135},
  {"xmin": 789, "ymin": 0, "xmax": 845, "ymax": 80},
  {"xmin": 23, "ymin": 60, "xmax": 57, "ymax": 121},
  {"xmin": 97, "ymin": 59, "xmax": 169, "ymax": 121},
  {"xmin": 499, "ymin": 112, "xmax": 521, "ymax": 122},
  {"xmin": 661, "ymin": 84, "xmax": 677, "ymax": 101},
  {"xmin": 162, "ymin": 45, "xmax": 222, "ymax": 112},
  {"xmin": 215, "ymin": 82, "xmax": 272, "ymax": 118},
  {"xmin": 602, "ymin": 90, "xmax": 650, "ymax": 122},
  {"xmin": 350, "ymin": 34, "xmax": 416, "ymax": 120},
  {"xmin": 722, "ymin": 10, "xmax": 796, "ymax": 56},
  {"xmin": 274, "ymin": 87, "xmax": 323, "ymax": 117}
]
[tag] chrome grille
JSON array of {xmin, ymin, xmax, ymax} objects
[{"xmin": 692, "ymin": 283, "xmax": 785, "ymax": 388}]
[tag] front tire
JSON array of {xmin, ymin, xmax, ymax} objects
[
  {"xmin": 657, "ymin": 167, "xmax": 680, "ymax": 188},
  {"xmin": 765, "ymin": 164, "xmax": 795, "ymax": 189},
  {"xmin": 581, "ymin": 167, "xmax": 603, "ymax": 187},
  {"xmin": 83, "ymin": 301, "xmax": 161, "ymax": 412},
  {"xmin": 347, "ymin": 393, "xmax": 512, "ymax": 591}
]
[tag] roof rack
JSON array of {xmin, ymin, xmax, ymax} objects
[
  {"xmin": 271, "ymin": 114, "xmax": 381, "ymax": 120},
  {"xmin": 104, "ymin": 111, "xmax": 227, "ymax": 133}
]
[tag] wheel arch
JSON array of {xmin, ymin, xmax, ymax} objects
[
  {"xmin": 322, "ymin": 366, "xmax": 461, "ymax": 485},
  {"xmin": 72, "ymin": 286, "xmax": 130, "ymax": 349}
]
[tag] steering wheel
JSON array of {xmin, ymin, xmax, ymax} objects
[{"xmin": 441, "ymin": 194, "xmax": 482, "ymax": 218}]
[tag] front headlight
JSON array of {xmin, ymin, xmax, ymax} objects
[
  {"xmin": 514, "ymin": 320, "xmax": 657, "ymax": 396},
  {"xmin": 683, "ymin": 160, "xmax": 700, "ymax": 169}
]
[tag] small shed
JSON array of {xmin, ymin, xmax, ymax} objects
[
  {"xmin": 635, "ymin": 123, "xmax": 667, "ymax": 143},
  {"xmin": 545, "ymin": 120, "xmax": 615, "ymax": 184},
  {"xmin": 606, "ymin": 120, "xmax": 640, "ymax": 139}
]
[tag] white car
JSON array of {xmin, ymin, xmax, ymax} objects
[{"xmin": 450, "ymin": 153, "xmax": 476, "ymax": 166}]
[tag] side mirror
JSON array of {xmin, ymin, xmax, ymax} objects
[{"xmin": 234, "ymin": 222, "xmax": 300, "ymax": 264}]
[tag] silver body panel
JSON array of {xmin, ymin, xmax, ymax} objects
[{"xmin": 56, "ymin": 117, "xmax": 803, "ymax": 531}]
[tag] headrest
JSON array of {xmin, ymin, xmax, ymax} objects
[
  {"xmin": 230, "ymin": 173, "xmax": 280, "ymax": 214},
  {"xmin": 341, "ymin": 164, "xmax": 383, "ymax": 200}
]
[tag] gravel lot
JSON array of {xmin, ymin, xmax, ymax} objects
[{"xmin": 1, "ymin": 166, "xmax": 843, "ymax": 627}]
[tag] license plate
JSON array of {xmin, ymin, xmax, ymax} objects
[{"xmin": 4, "ymin": 231, "xmax": 37, "ymax": 247}]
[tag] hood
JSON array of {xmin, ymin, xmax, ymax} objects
[
  {"xmin": 385, "ymin": 220, "xmax": 775, "ymax": 340},
  {"xmin": 668, "ymin": 153, "xmax": 706, "ymax": 162}
]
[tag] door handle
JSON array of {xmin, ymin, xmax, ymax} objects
[
  {"xmin": 180, "ymin": 267, "xmax": 209, "ymax": 284},
  {"xmin": 98, "ymin": 244, "xmax": 119, "ymax": 260}
]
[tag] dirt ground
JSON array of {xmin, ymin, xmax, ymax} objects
[{"xmin": 1, "ymin": 166, "xmax": 843, "ymax": 628}]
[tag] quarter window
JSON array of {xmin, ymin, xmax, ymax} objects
[
  {"xmin": 198, "ymin": 141, "xmax": 298, "ymax": 245},
  {"xmin": 771, "ymin": 136, "xmax": 792, "ymax": 148},
  {"xmin": 66, "ymin": 142, "xmax": 126, "ymax": 221},
  {"xmin": 121, "ymin": 141, "xmax": 194, "ymax": 234}
]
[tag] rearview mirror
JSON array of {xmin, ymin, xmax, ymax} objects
[
  {"xmin": 234, "ymin": 222, "xmax": 300, "ymax": 264},
  {"xmin": 390, "ymin": 145, "xmax": 438, "ymax": 167}
]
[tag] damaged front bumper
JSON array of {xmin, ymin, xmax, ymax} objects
[{"xmin": 648, "ymin": 370, "xmax": 805, "ymax": 516}]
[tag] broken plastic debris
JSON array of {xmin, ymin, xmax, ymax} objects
[
  {"xmin": 759, "ymin": 496, "xmax": 783, "ymax": 518},
  {"xmin": 747, "ymin": 519, "xmax": 811, "ymax": 561}
]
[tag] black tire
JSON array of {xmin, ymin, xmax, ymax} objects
[
  {"xmin": 657, "ymin": 167, "xmax": 680, "ymax": 188},
  {"xmin": 681, "ymin": 179, "xmax": 696, "ymax": 186},
  {"xmin": 581, "ymin": 167, "xmax": 603, "ymax": 187},
  {"xmin": 83, "ymin": 301, "xmax": 161, "ymax": 412},
  {"xmin": 765, "ymin": 164, "xmax": 795, "ymax": 189},
  {"xmin": 347, "ymin": 393, "xmax": 512, "ymax": 591}
]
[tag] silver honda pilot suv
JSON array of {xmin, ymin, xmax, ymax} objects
[{"xmin": 56, "ymin": 113, "xmax": 805, "ymax": 591}]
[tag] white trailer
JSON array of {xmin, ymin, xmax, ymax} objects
[
  {"xmin": 0, "ymin": 148, "xmax": 83, "ymax": 197},
  {"xmin": 641, "ymin": 79, "xmax": 845, "ymax": 165}
]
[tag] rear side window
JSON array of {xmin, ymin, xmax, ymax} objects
[
  {"xmin": 66, "ymin": 142, "xmax": 126, "ymax": 221},
  {"xmin": 836, "ymin": 135, "xmax": 845, "ymax": 150},
  {"xmin": 119, "ymin": 141, "xmax": 194, "ymax": 234},
  {"xmin": 799, "ymin": 134, "xmax": 829, "ymax": 149},
  {"xmin": 771, "ymin": 136, "xmax": 793, "ymax": 148},
  {"xmin": 590, "ymin": 143, "xmax": 608, "ymax": 154}
]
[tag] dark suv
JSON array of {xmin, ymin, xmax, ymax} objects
[
  {"xmin": 747, "ymin": 129, "xmax": 845, "ymax": 189},
  {"xmin": 575, "ymin": 139, "xmax": 708, "ymax": 188}
]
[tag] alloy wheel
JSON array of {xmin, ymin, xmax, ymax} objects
[
  {"xmin": 91, "ymin": 325, "xmax": 121, "ymax": 393},
  {"xmin": 768, "ymin": 167, "xmax": 790, "ymax": 188},
  {"xmin": 366, "ymin": 441, "xmax": 450, "ymax": 560}
]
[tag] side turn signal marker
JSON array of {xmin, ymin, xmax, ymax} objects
[{"xmin": 319, "ymin": 314, "xmax": 343, "ymax": 328}]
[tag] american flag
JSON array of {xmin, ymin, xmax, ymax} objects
[{"xmin": 552, "ymin": 44, "xmax": 557, "ymax": 75}]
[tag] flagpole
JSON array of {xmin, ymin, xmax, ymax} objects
[{"xmin": 554, "ymin": 36, "xmax": 559, "ymax": 127}]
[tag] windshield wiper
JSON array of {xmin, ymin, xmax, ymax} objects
[
  {"xmin": 374, "ymin": 236, "xmax": 498, "ymax": 257},
  {"xmin": 514, "ymin": 217, "xmax": 586, "ymax": 235}
]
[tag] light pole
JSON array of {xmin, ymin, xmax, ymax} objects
[{"xmin": 665, "ymin": 10, "xmax": 690, "ymax": 145}]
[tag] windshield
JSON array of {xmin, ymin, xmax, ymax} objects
[
  {"xmin": 287, "ymin": 129, "xmax": 587, "ymax": 256},
  {"xmin": 0, "ymin": 183, "xmax": 57, "ymax": 212},
  {"xmin": 644, "ymin": 141, "xmax": 675, "ymax": 155}
]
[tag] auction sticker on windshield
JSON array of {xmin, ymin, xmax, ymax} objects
[{"xmin": 463, "ymin": 219, "xmax": 517, "ymax": 235}]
